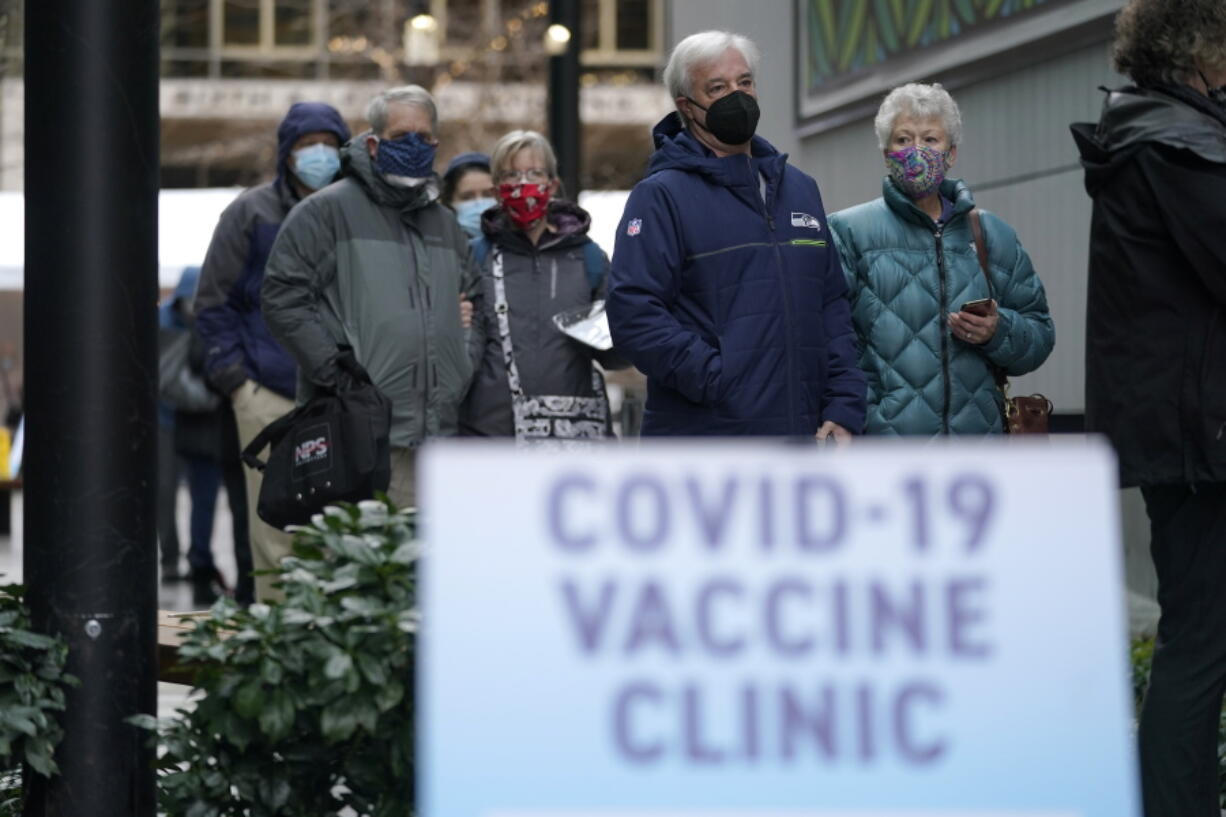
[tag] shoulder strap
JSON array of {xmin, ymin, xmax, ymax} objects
[
  {"xmin": 240, "ymin": 406, "xmax": 301, "ymax": 471},
  {"xmin": 581, "ymin": 240, "xmax": 605, "ymax": 292},
  {"xmin": 967, "ymin": 208, "xmax": 1008, "ymax": 391},
  {"xmin": 967, "ymin": 208, "xmax": 994, "ymax": 299}
]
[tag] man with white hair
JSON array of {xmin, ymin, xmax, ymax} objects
[
  {"xmin": 263, "ymin": 86, "xmax": 483, "ymax": 523},
  {"xmin": 607, "ymin": 31, "xmax": 865, "ymax": 438}
]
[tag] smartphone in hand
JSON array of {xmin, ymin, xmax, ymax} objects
[{"xmin": 961, "ymin": 298, "xmax": 992, "ymax": 317}]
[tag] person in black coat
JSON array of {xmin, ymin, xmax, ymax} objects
[{"xmin": 1072, "ymin": 2, "xmax": 1226, "ymax": 814}]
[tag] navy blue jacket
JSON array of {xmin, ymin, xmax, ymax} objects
[
  {"xmin": 607, "ymin": 114, "xmax": 866, "ymax": 436},
  {"xmin": 195, "ymin": 102, "xmax": 350, "ymax": 398}
]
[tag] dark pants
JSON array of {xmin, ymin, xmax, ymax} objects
[
  {"xmin": 1138, "ymin": 482, "xmax": 1226, "ymax": 817},
  {"xmin": 223, "ymin": 456, "xmax": 254, "ymax": 605},
  {"xmin": 183, "ymin": 456, "xmax": 220, "ymax": 574},
  {"xmin": 181, "ymin": 455, "xmax": 255, "ymax": 605}
]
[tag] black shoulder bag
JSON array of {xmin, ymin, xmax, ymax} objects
[{"xmin": 241, "ymin": 348, "xmax": 392, "ymax": 528}]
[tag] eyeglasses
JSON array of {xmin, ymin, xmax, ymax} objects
[{"xmin": 497, "ymin": 168, "xmax": 550, "ymax": 184}]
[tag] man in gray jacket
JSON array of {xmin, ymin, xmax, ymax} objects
[{"xmin": 263, "ymin": 85, "xmax": 483, "ymax": 508}]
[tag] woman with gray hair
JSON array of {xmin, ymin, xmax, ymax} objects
[
  {"xmin": 828, "ymin": 82, "xmax": 1054, "ymax": 436},
  {"xmin": 459, "ymin": 129, "xmax": 626, "ymax": 445},
  {"xmin": 1072, "ymin": 2, "xmax": 1226, "ymax": 814}
]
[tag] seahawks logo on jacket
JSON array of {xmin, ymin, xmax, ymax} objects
[{"xmin": 791, "ymin": 212, "xmax": 821, "ymax": 230}]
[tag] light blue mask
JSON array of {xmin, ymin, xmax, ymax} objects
[
  {"xmin": 455, "ymin": 197, "xmax": 496, "ymax": 239},
  {"xmin": 292, "ymin": 143, "xmax": 341, "ymax": 191}
]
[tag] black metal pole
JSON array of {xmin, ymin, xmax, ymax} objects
[
  {"xmin": 23, "ymin": 0, "xmax": 159, "ymax": 814},
  {"xmin": 548, "ymin": 0, "xmax": 581, "ymax": 200}
]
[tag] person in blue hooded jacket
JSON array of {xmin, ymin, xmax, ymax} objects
[
  {"xmin": 607, "ymin": 31, "xmax": 865, "ymax": 440},
  {"xmin": 194, "ymin": 101, "xmax": 350, "ymax": 601}
]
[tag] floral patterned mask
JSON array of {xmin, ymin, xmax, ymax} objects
[{"xmin": 886, "ymin": 144, "xmax": 951, "ymax": 199}]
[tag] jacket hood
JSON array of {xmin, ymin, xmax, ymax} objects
[
  {"xmin": 480, "ymin": 198, "xmax": 592, "ymax": 253},
  {"xmin": 276, "ymin": 102, "xmax": 351, "ymax": 183},
  {"xmin": 1072, "ymin": 85, "xmax": 1226, "ymax": 196},
  {"xmin": 882, "ymin": 175, "xmax": 976, "ymax": 227},
  {"xmin": 342, "ymin": 132, "xmax": 439, "ymax": 211},
  {"xmin": 646, "ymin": 112, "xmax": 787, "ymax": 188}
]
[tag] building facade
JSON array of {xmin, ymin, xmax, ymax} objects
[{"xmin": 0, "ymin": 0, "xmax": 673, "ymax": 191}]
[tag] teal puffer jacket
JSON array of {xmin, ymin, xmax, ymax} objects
[{"xmin": 829, "ymin": 178, "xmax": 1054, "ymax": 436}]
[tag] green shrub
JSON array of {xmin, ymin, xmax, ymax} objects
[
  {"xmin": 136, "ymin": 499, "xmax": 418, "ymax": 817},
  {"xmin": 1130, "ymin": 636, "xmax": 1226, "ymax": 807},
  {"xmin": 0, "ymin": 582, "xmax": 78, "ymax": 817}
]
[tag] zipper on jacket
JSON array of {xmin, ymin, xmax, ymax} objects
[
  {"xmin": 934, "ymin": 224, "xmax": 951, "ymax": 435},
  {"xmin": 758, "ymin": 165, "xmax": 797, "ymax": 435}
]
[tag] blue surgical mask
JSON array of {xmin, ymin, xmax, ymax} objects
[
  {"xmin": 292, "ymin": 143, "xmax": 341, "ymax": 191},
  {"xmin": 375, "ymin": 132, "xmax": 437, "ymax": 183},
  {"xmin": 454, "ymin": 197, "xmax": 495, "ymax": 238}
]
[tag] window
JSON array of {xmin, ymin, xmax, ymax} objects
[
  {"xmin": 275, "ymin": 0, "xmax": 313, "ymax": 46},
  {"xmin": 223, "ymin": 0, "xmax": 260, "ymax": 45},
  {"xmin": 444, "ymin": 0, "xmax": 482, "ymax": 47},
  {"xmin": 164, "ymin": 0, "xmax": 209, "ymax": 49},
  {"xmin": 580, "ymin": 0, "xmax": 661, "ymax": 67},
  {"xmin": 615, "ymin": 0, "xmax": 649, "ymax": 51}
]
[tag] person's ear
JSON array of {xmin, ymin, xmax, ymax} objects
[
  {"xmin": 547, "ymin": 178, "xmax": 560, "ymax": 197},
  {"xmin": 365, "ymin": 134, "xmax": 379, "ymax": 159},
  {"xmin": 947, "ymin": 145, "xmax": 958, "ymax": 168},
  {"xmin": 675, "ymin": 97, "xmax": 694, "ymax": 121}
]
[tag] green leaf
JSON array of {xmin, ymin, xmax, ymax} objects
[
  {"xmin": 356, "ymin": 652, "xmax": 388, "ymax": 687},
  {"xmin": 375, "ymin": 680, "xmax": 405, "ymax": 713},
  {"xmin": 321, "ymin": 701, "xmax": 358, "ymax": 741},
  {"xmin": 3, "ymin": 630, "xmax": 56, "ymax": 650},
  {"xmin": 234, "ymin": 679, "xmax": 264, "ymax": 719},
  {"xmin": 324, "ymin": 652, "xmax": 353, "ymax": 680}
]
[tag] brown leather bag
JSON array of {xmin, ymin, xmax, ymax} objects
[{"xmin": 967, "ymin": 209, "xmax": 1052, "ymax": 434}]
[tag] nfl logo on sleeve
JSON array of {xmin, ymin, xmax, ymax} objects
[{"xmin": 627, "ymin": 218, "xmax": 642, "ymax": 236}]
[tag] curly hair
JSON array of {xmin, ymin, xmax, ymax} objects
[{"xmin": 1112, "ymin": 0, "xmax": 1226, "ymax": 86}]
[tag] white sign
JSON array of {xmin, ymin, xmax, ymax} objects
[
  {"xmin": 156, "ymin": 79, "xmax": 671, "ymax": 125},
  {"xmin": 420, "ymin": 440, "xmax": 1138, "ymax": 817}
]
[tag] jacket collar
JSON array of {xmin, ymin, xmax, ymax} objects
[
  {"xmin": 647, "ymin": 112, "xmax": 788, "ymax": 192},
  {"xmin": 342, "ymin": 133, "xmax": 439, "ymax": 212},
  {"xmin": 882, "ymin": 176, "xmax": 975, "ymax": 229},
  {"xmin": 480, "ymin": 199, "xmax": 592, "ymax": 254}
]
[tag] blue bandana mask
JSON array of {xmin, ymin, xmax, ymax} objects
[
  {"xmin": 291, "ymin": 143, "xmax": 340, "ymax": 191},
  {"xmin": 454, "ymin": 197, "xmax": 495, "ymax": 239},
  {"xmin": 375, "ymin": 132, "xmax": 437, "ymax": 183}
]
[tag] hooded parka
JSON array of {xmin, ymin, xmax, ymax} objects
[
  {"xmin": 459, "ymin": 200, "xmax": 624, "ymax": 437},
  {"xmin": 607, "ymin": 114, "xmax": 866, "ymax": 437},
  {"xmin": 829, "ymin": 178, "xmax": 1054, "ymax": 436},
  {"xmin": 1072, "ymin": 85, "xmax": 1226, "ymax": 487},
  {"xmin": 262, "ymin": 135, "xmax": 484, "ymax": 448},
  {"xmin": 195, "ymin": 102, "xmax": 351, "ymax": 399}
]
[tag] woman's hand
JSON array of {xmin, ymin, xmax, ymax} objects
[
  {"xmin": 459, "ymin": 294, "xmax": 473, "ymax": 329},
  {"xmin": 948, "ymin": 299, "xmax": 999, "ymax": 345}
]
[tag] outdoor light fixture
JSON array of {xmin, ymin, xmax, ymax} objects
[
  {"xmin": 544, "ymin": 23, "xmax": 572, "ymax": 56},
  {"xmin": 410, "ymin": 13, "xmax": 438, "ymax": 32},
  {"xmin": 404, "ymin": 12, "xmax": 440, "ymax": 65}
]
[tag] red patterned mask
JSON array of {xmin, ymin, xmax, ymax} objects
[{"xmin": 498, "ymin": 182, "xmax": 551, "ymax": 227}]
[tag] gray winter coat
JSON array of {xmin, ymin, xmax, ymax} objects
[
  {"xmin": 459, "ymin": 201, "xmax": 625, "ymax": 437},
  {"xmin": 262, "ymin": 135, "xmax": 484, "ymax": 448}
]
